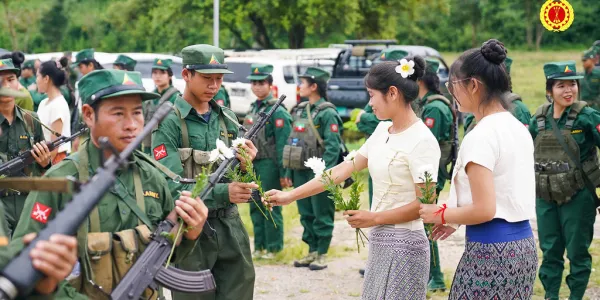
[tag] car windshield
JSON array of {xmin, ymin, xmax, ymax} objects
[
  {"xmin": 224, "ymin": 62, "xmax": 252, "ymax": 83},
  {"xmin": 104, "ymin": 61, "xmax": 183, "ymax": 78}
]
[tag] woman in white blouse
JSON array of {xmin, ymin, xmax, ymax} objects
[
  {"xmin": 36, "ymin": 58, "xmax": 72, "ymax": 165},
  {"xmin": 267, "ymin": 55, "xmax": 440, "ymax": 299},
  {"xmin": 420, "ymin": 39, "xmax": 537, "ymax": 299}
]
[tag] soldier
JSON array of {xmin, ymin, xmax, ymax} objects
[
  {"xmin": 580, "ymin": 48, "xmax": 600, "ymax": 111},
  {"xmin": 464, "ymin": 56, "xmax": 531, "ymax": 134},
  {"xmin": 151, "ymin": 44, "xmax": 258, "ymax": 300},
  {"xmin": 140, "ymin": 58, "xmax": 181, "ymax": 155},
  {"xmin": 0, "ymin": 58, "xmax": 52, "ymax": 237},
  {"xmin": 214, "ymin": 85, "xmax": 231, "ymax": 108},
  {"xmin": 11, "ymin": 69, "xmax": 208, "ymax": 300},
  {"xmin": 530, "ymin": 61, "xmax": 600, "ymax": 300},
  {"xmin": 356, "ymin": 48, "xmax": 407, "ymax": 207},
  {"xmin": 416, "ymin": 58, "xmax": 453, "ymax": 292},
  {"xmin": 113, "ymin": 54, "xmax": 137, "ymax": 72},
  {"xmin": 0, "ymin": 52, "xmax": 34, "ymax": 112},
  {"xmin": 282, "ymin": 67, "xmax": 343, "ymax": 271},
  {"xmin": 244, "ymin": 63, "xmax": 292, "ymax": 259},
  {"xmin": 75, "ymin": 49, "xmax": 103, "ymax": 76},
  {"xmin": 19, "ymin": 60, "xmax": 45, "ymax": 112}
]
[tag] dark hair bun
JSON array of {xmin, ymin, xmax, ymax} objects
[
  {"xmin": 59, "ymin": 56, "xmax": 69, "ymax": 69},
  {"xmin": 10, "ymin": 51, "xmax": 25, "ymax": 65},
  {"xmin": 404, "ymin": 55, "xmax": 426, "ymax": 81},
  {"xmin": 480, "ymin": 39, "xmax": 507, "ymax": 65}
]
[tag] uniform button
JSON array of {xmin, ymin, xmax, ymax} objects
[{"xmin": 122, "ymin": 210, "xmax": 127, "ymax": 215}]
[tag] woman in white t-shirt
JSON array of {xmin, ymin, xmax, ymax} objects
[
  {"xmin": 36, "ymin": 59, "xmax": 71, "ymax": 165},
  {"xmin": 419, "ymin": 39, "xmax": 537, "ymax": 299},
  {"xmin": 267, "ymin": 56, "xmax": 440, "ymax": 299}
]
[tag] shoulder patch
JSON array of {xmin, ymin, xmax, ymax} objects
[
  {"xmin": 330, "ymin": 124, "xmax": 339, "ymax": 133},
  {"xmin": 216, "ymin": 99, "xmax": 225, "ymax": 106},
  {"xmin": 275, "ymin": 118, "xmax": 284, "ymax": 128},
  {"xmin": 425, "ymin": 118, "xmax": 435, "ymax": 128},
  {"xmin": 596, "ymin": 124, "xmax": 600, "ymax": 133},
  {"xmin": 30, "ymin": 202, "xmax": 51, "ymax": 224},
  {"xmin": 153, "ymin": 144, "xmax": 168, "ymax": 161}
]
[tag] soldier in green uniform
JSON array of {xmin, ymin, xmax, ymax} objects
[
  {"xmin": 11, "ymin": 69, "xmax": 208, "ymax": 300},
  {"xmin": 214, "ymin": 85, "xmax": 230, "ymax": 108},
  {"xmin": 19, "ymin": 60, "xmax": 45, "ymax": 112},
  {"xmin": 244, "ymin": 63, "xmax": 292, "ymax": 259},
  {"xmin": 140, "ymin": 58, "xmax": 181, "ymax": 155},
  {"xmin": 113, "ymin": 54, "xmax": 137, "ymax": 72},
  {"xmin": 416, "ymin": 58, "xmax": 454, "ymax": 292},
  {"xmin": 0, "ymin": 58, "xmax": 52, "ymax": 237},
  {"xmin": 580, "ymin": 48, "xmax": 600, "ymax": 111},
  {"xmin": 530, "ymin": 61, "xmax": 600, "ymax": 300},
  {"xmin": 464, "ymin": 56, "xmax": 531, "ymax": 134},
  {"xmin": 356, "ymin": 48, "xmax": 407, "ymax": 207},
  {"xmin": 75, "ymin": 49, "xmax": 103, "ymax": 76},
  {"xmin": 151, "ymin": 44, "xmax": 259, "ymax": 300},
  {"xmin": 283, "ymin": 67, "xmax": 343, "ymax": 270},
  {"xmin": 0, "ymin": 84, "xmax": 79, "ymax": 299}
]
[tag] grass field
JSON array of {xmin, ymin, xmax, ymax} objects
[{"xmin": 239, "ymin": 50, "xmax": 600, "ymax": 298}]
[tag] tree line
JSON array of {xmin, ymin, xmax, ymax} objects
[{"xmin": 1, "ymin": 0, "xmax": 598, "ymax": 54}]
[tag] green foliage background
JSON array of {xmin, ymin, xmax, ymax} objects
[{"xmin": 1, "ymin": 0, "xmax": 598, "ymax": 54}]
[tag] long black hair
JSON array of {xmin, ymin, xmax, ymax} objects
[
  {"xmin": 449, "ymin": 39, "xmax": 510, "ymax": 110},
  {"xmin": 305, "ymin": 77, "xmax": 328, "ymax": 100},
  {"xmin": 81, "ymin": 59, "xmax": 103, "ymax": 70},
  {"xmin": 40, "ymin": 57, "xmax": 75, "ymax": 108},
  {"xmin": 421, "ymin": 68, "xmax": 441, "ymax": 95},
  {"xmin": 364, "ymin": 55, "xmax": 426, "ymax": 105}
]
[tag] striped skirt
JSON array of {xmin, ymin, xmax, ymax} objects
[
  {"xmin": 362, "ymin": 225, "xmax": 429, "ymax": 300},
  {"xmin": 449, "ymin": 220, "xmax": 538, "ymax": 300}
]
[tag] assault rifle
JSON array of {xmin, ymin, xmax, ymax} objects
[
  {"xmin": 110, "ymin": 95, "xmax": 287, "ymax": 300},
  {"xmin": 0, "ymin": 127, "xmax": 89, "ymax": 177},
  {"xmin": 0, "ymin": 102, "xmax": 175, "ymax": 300}
]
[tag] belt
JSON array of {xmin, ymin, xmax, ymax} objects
[
  {"xmin": 207, "ymin": 205, "xmax": 238, "ymax": 219},
  {"xmin": 0, "ymin": 190, "xmax": 27, "ymax": 197}
]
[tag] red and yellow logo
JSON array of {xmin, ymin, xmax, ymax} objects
[
  {"xmin": 209, "ymin": 55, "xmax": 220, "ymax": 65},
  {"xmin": 253, "ymin": 68, "xmax": 259, "ymax": 74},
  {"xmin": 122, "ymin": 74, "xmax": 135, "ymax": 85},
  {"xmin": 564, "ymin": 65, "xmax": 573, "ymax": 73},
  {"xmin": 156, "ymin": 59, "xmax": 163, "ymax": 65},
  {"xmin": 0, "ymin": 61, "xmax": 4, "ymax": 67},
  {"xmin": 540, "ymin": 0, "xmax": 574, "ymax": 32}
]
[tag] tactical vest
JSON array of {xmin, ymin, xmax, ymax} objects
[
  {"xmin": 534, "ymin": 101, "xmax": 600, "ymax": 204},
  {"xmin": 142, "ymin": 87, "xmax": 179, "ymax": 152},
  {"xmin": 243, "ymin": 99, "xmax": 277, "ymax": 160},
  {"xmin": 283, "ymin": 101, "xmax": 336, "ymax": 170},
  {"xmin": 175, "ymin": 106, "xmax": 238, "ymax": 178},
  {"xmin": 68, "ymin": 140, "xmax": 156, "ymax": 300},
  {"xmin": 425, "ymin": 94, "xmax": 456, "ymax": 175}
]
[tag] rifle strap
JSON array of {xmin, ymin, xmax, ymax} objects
[
  {"xmin": 305, "ymin": 104, "xmax": 325, "ymax": 147},
  {"xmin": 174, "ymin": 105, "xmax": 231, "ymax": 148},
  {"xmin": 548, "ymin": 116, "xmax": 600, "ymax": 207},
  {"xmin": 18, "ymin": 106, "xmax": 61, "ymax": 138}
]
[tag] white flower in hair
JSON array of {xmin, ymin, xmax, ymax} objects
[
  {"xmin": 304, "ymin": 157, "xmax": 326, "ymax": 176},
  {"xmin": 395, "ymin": 58, "xmax": 415, "ymax": 78}
]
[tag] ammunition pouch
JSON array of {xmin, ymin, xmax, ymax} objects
[{"xmin": 178, "ymin": 148, "xmax": 213, "ymax": 178}]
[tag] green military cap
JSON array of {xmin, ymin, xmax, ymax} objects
[
  {"xmin": 114, "ymin": 55, "xmax": 137, "ymax": 70},
  {"xmin": 582, "ymin": 48, "xmax": 596, "ymax": 60},
  {"xmin": 75, "ymin": 48, "xmax": 95, "ymax": 64},
  {"xmin": 22, "ymin": 60, "xmax": 35, "ymax": 70},
  {"xmin": 504, "ymin": 57, "xmax": 513, "ymax": 74},
  {"xmin": 78, "ymin": 69, "xmax": 159, "ymax": 105},
  {"xmin": 379, "ymin": 49, "xmax": 409, "ymax": 61},
  {"xmin": 152, "ymin": 58, "xmax": 172, "ymax": 70},
  {"xmin": 247, "ymin": 64, "xmax": 273, "ymax": 80},
  {"xmin": 181, "ymin": 44, "xmax": 232, "ymax": 74},
  {"xmin": 299, "ymin": 67, "xmax": 330, "ymax": 83},
  {"xmin": 425, "ymin": 58, "xmax": 440, "ymax": 73},
  {"xmin": 0, "ymin": 59, "xmax": 19, "ymax": 74},
  {"xmin": 543, "ymin": 60, "xmax": 584, "ymax": 80}
]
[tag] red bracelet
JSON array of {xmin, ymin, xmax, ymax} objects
[{"xmin": 433, "ymin": 204, "xmax": 448, "ymax": 225}]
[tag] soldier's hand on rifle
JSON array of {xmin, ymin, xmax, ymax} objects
[
  {"xmin": 175, "ymin": 191, "xmax": 209, "ymax": 240},
  {"xmin": 229, "ymin": 182, "xmax": 259, "ymax": 204},
  {"xmin": 237, "ymin": 139, "xmax": 257, "ymax": 172},
  {"xmin": 23, "ymin": 233, "xmax": 78, "ymax": 294},
  {"xmin": 31, "ymin": 142, "xmax": 52, "ymax": 168}
]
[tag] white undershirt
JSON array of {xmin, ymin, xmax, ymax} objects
[
  {"xmin": 37, "ymin": 95, "xmax": 71, "ymax": 154},
  {"xmin": 447, "ymin": 112, "xmax": 535, "ymax": 222}
]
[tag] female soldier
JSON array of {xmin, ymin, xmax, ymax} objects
[
  {"xmin": 74, "ymin": 49, "xmax": 103, "ymax": 76},
  {"xmin": 416, "ymin": 58, "xmax": 453, "ymax": 292},
  {"xmin": 269, "ymin": 57, "xmax": 439, "ymax": 298},
  {"xmin": 531, "ymin": 61, "xmax": 600, "ymax": 300},
  {"xmin": 141, "ymin": 58, "xmax": 180, "ymax": 154},
  {"xmin": 112, "ymin": 54, "xmax": 137, "ymax": 71},
  {"xmin": 280, "ymin": 67, "xmax": 343, "ymax": 270},
  {"xmin": 36, "ymin": 59, "xmax": 72, "ymax": 165},
  {"xmin": 244, "ymin": 63, "xmax": 292, "ymax": 259}
]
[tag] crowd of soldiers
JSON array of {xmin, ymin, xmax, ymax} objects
[{"xmin": 0, "ymin": 38, "xmax": 598, "ymax": 300}]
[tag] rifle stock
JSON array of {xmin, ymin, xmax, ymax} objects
[
  {"xmin": 0, "ymin": 127, "xmax": 89, "ymax": 177},
  {"xmin": 0, "ymin": 102, "xmax": 173, "ymax": 300}
]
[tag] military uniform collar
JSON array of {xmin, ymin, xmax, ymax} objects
[
  {"xmin": 309, "ymin": 97, "xmax": 326, "ymax": 109},
  {"xmin": 174, "ymin": 96, "xmax": 223, "ymax": 120},
  {"xmin": 548, "ymin": 103, "xmax": 574, "ymax": 121},
  {"xmin": 252, "ymin": 93, "xmax": 274, "ymax": 109},
  {"xmin": 0, "ymin": 105, "xmax": 26, "ymax": 125},
  {"xmin": 420, "ymin": 91, "xmax": 435, "ymax": 105},
  {"xmin": 156, "ymin": 85, "xmax": 174, "ymax": 96},
  {"xmin": 86, "ymin": 139, "xmax": 136, "ymax": 173}
]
